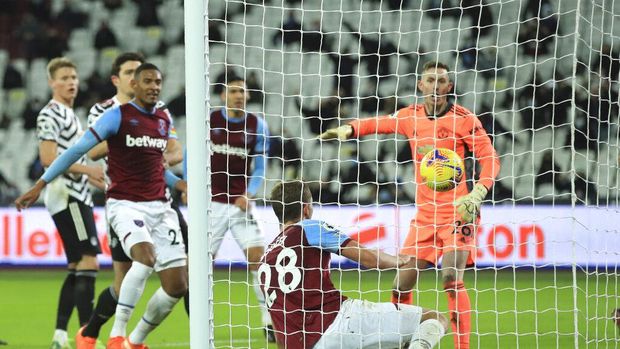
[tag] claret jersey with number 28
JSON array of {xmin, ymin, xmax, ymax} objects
[{"xmin": 259, "ymin": 219, "xmax": 350, "ymax": 348}]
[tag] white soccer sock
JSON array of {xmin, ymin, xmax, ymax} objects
[
  {"xmin": 109, "ymin": 262, "xmax": 153, "ymax": 338},
  {"xmin": 251, "ymin": 270, "xmax": 271, "ymax": 325},
  {"xmin": 409, "ymin": 319, "xmax": 446, "ymax": 349},
  {"xmin": 128, "ymin": 287, "xmax": 180, "ymax": 344},
  {"xmin": 52, "ymin": 329, "xmax": 68, "ymax": 345}
]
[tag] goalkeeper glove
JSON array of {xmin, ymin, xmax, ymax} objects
[
  {"xmin": 319, "ymin": 125, "xmax": 353, "ymax": 140},
  {"xmin": 455, "ymin": 183, "xmax": 488, "ymax": 223}
]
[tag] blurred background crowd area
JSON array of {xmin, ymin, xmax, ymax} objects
[{"xmin": 0, "ymin": 0, "xmax": 618, "ymax": 207}]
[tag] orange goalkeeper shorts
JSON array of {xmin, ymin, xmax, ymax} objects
[{"xmin": 400, "ymin": 210, "xmax": 479, "ymax": 266}]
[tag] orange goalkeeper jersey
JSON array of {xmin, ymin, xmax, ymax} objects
[{"xmin": 349, "ymin": 103, "xmax": 500, "ymax": 215}]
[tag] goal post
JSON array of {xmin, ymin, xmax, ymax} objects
[{"xmin": 185, "ymin": 0, "xmax": 212, "ymax": 348}]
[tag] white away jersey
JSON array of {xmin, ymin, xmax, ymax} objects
[{"xmin": 37, "ymin": 99, "xmax": 92, "ymax": 214}]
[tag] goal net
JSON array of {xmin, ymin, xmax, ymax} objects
[{"xmin": 194, "ymin": 0, "xmax": 620, "ymax": 347}]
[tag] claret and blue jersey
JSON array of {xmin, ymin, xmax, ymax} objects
[
  {"xmin": 209, "ymin": 108, "xmax": 269, "ymax": 203},
  {"xmin": 41, "ymin": 101, "xmax": 179, "ymax": 202},
  {"xmin": 260, "ymin": 219, "xmax": 351, "ymax": 348}
]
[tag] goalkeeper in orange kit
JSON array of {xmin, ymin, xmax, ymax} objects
[{"xmin": 320, "ymin": 61, "xmax": 500, "ymax": 349}]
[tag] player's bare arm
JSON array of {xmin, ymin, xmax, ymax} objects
[
  {"xmin": 87, "ymin": 141, "xmax": 109, "ymax": 161},
  {"xmin": 340, "ymin": 239, "xmax": 410, "ymax": 269},
  {"xmin": 164, "ymin": 138, "xmax": 183, "ymax": 167},
  {"xmin": 174, "ymin": 179, "xmax": 187, "ymax": 193},
  {"xmin": 15, "ymin": 179, "xmax": 47, "ymax": 211},
  {"xmin": 39, "ymin": 140, "xmax": 105, "ymax": 185},
  {"xmin": 234, "ymin": 194, "xmax": 250, "ymax": 212}
]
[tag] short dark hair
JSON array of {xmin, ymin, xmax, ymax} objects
[
  {"xmin": 111, "ymin": 52, "xmax": 145, "ymax": 77},
  {"xmin": 214, "ymin": 70, "xmax": 245, "ymax": 94},
  {"xmin": 134, "ymin": 62, "xmax": 162, "ymax": 78},
  {"xmin": 422, "ymin": 61, "xmax": 451, "ymax": 73},
  {"xmin": 270, "ymin": 181, "xmax": 312, "ymax": 223}
]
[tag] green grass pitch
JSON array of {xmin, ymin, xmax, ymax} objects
[{"xmin": 0, "ymin": 268, "xmax": 617, "ymax": 348}]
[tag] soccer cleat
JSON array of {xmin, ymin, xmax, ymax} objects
[
  {"xmin": 409, "ymin": 339, "xmax": 432, "ymax": 349},
  {"xmin": 612, "ymin": 308, "xmax": 620, "ymax": 329},
  {"xmin": 51, "ymin": 330, "xmax": 72, "ymax": 349},
  {"xmin": 264, "ymin": 325, "xmax": 276, "ymax": 343},
  {"xmin": 50, "ymin": 340, "xmax": 72, "ymax": 349},
  {"xmin": 75, "ymin": 326, "xmax": 96, "ymax": 349},
  {"xmin": 105, "ymin": 337, "xmax": 125, "ymax": 349},
  {"xmin": 122, "ymin": 339, "xmax": 149, "ymax": 349}
]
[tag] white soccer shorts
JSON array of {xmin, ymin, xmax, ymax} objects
[
  {"xmin": 106, "ymin": 198, "xmax": 187, "ymax": 272},
  {"xmin": 209, "ymin": 201, "xmax": 265, "ymax": 255},
  {"xmin": 314, "ymin": 299, "xmax": 423, "ymax": 349}
]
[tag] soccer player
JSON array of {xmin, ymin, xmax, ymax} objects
[
  {"xmin": 320, "ymin": 61, "xmax": 501, "ymax": 349},
  {"xmin": 261, "ymin": 180, "xmax": 449, "ymax": 348},
  {"xmin": 36, "ymin": 57, "xmax": 106, "ymax": 349},
  {"xmin": 209, "ymin": 74, "xmax": 273, "ymax": 339},
  {"xmin": 75, "ymin": 52, "xmax": 186, "ymax": 349},
  {"xmin": 16, "ymin": 63, "xmax": 187, "ymax": 349}
]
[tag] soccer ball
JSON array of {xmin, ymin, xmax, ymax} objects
[{"xmin": 419, "ymin": 148, "xmax": 464, "ymax": 192}]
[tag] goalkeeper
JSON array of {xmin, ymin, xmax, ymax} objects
[{"xmin": 320, "ymin": 61, "xmax": 500, "ymax": 349}]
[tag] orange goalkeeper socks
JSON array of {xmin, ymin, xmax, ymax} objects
[
  {"xmin": 391, "ymin": 289, "xmax": 413, "ymax": 305},
  {"xmin": 444, "ymin": 280, "xmax": 471, "ymax": 349}
]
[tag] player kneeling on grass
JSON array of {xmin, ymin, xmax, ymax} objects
[{"xmin": 260, "ymin": 181, "xmax": 449, "ymax": 349}]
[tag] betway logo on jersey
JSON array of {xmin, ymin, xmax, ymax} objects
[
  {"xmin": 126, "ymin": 135, "xmax": 167, "ymax": 150},
  {"xmin": 211, "ymin": 142, "xmax": 248, "ymax": 158}
]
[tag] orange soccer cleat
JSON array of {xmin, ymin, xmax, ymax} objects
[
  {"xmin": 123, "ymin": 339, "xmax": 149, "ymax": 349},
  {"xmin": 106, "ymin": 336, "xmax": 126, "ymax": 349},
  {"xmin": 75, "ymin": 326, "xmax": 97, "ymax": 349}
]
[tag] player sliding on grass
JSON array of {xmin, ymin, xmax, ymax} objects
[
  {"xmin": 260, "ymin": 180, "xmax": 449, "ymax": 348},
  {"xmin": 320, "ymin": 61, "xmax": 500, "ymax": 349},
  {"xmin": 16, "ymin": 63, "xmax": 187, "ymax": 349}
]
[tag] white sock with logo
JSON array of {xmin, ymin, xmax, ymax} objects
[
  {"xmin": 109, "ymin": 262, "xmax": 153, "ymax": 338},
  {"xmin": 409, "ymin": 319, "xmax": 446, "ymax": 349},
  {"xmin": 52, "ymin": 329, "xmax": 68, "ymax": 345},
  {"xmin": 251, "ymin": 270, "xmax": 271, "ymax": 325},
  {"xmin": 128, "ymin": 287, "xmax": 180, "ymax": 344}
]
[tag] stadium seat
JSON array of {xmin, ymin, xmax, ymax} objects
[
  {"xmin": 536, "ymin": 183, "xmax": 556, "ymax": 201},
  {"xmin": 97, "ymin": 47, "xmax": 121, "ymax": 76},
  {"xmin": 0, "ymin": 90, "xmax": 5, "ymax": 118},
  {"xmin": 87, "ymin": 2, "xmax": 109, "ymax": 31},
  {"xmin": 148, "ymin": 55, "xmax": 165, "ymax": 75},
  {"xmin": 67, "ymin": 48, "xmax": 96, "ymax": 79},
  {"xmin": 68, "ymin": 29, "xmax": 93, "ymax": 51},
  {"xmin": 143, "ymin": 26, "xmax": 163, "ymax": 55},
  {"xmin": 244, "ymin": 46, "xmax": 265, "ymax": 70},
  {"xmin": 160, "ymin": 2, "xmax": 184, "ymax": 45},
  {"xmin": 531, "ymin": 128, "xmax": 554, "ymax": 152},
  {"xmin": 27, "ymin": 58, "xmax": 49, "ymax": 102},
  {"xmin": 118, "ymin": 27, "xmax": 144, "ymax": 52},
  {"xmin": 165, "ymin": 45, "xmax": 185, "ymax": 69},
  {"xmin": 0, "ymin": 49, "xmax": 8, "ymax": 82},
  {"xmin": 11, "ymin": 59, "xmax": 28, "ymax": 80},
  {"xmin": 5, "ymin": 88, "xmax": 27, "ymax": 119},
  {"xmin": 283, "ymin": 51, "xmax": 303, "ymax": 76}
]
